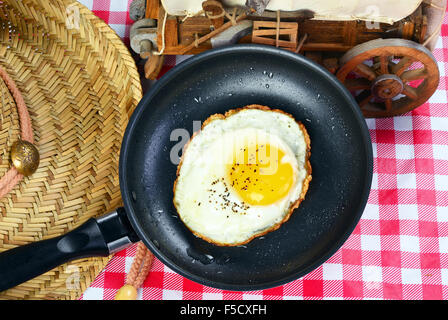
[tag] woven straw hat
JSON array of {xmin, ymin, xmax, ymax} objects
[{"xmin": 0, "ymin": 0, "xmax": 142, "ymax": 299}]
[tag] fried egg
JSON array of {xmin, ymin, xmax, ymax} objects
[{"xmin": 173, "ymin": 105, "xmax": 312, "ymax": 246}]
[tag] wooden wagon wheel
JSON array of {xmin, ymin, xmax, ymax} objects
[{"xmin": 336, "ymin": 39, "xmax": 440, "ymax": 118}]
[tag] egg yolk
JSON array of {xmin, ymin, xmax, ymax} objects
[{"xmin": 227, "ymin": 143, "xmax": 294, "ymax": 206}]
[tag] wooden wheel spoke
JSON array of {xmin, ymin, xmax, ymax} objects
[
  {"xmin": 391, "ymin": 57, "xmax": 414, "ymax": 77},
  {"xmin": 401, "ymin": 68, "xmax": 428, "ymax": 82},
  {"xmin": 384, "ymin": 98, "xmax": 393, "ymax": 111},
  {"xmin": 344, "ymin": 78, "xmax": 372, "ymax": 91},
  {"xmin": 354, "ymin": 63, "xmax": 377, "ymax": 81},
  {"xmin": 379, "ymin": 55, "xmax": 390, "ymax": 75},
  {"xmin": 402, "ymin": 85, "xmax": 419, "ymax": 100}
]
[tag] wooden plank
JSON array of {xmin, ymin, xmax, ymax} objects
[
  {"xmin": 165, "ymin": 17, "xmax": 179, "ymax": 47},
  {"xmin": 153, "ymin": 45, "xmax": 212, "ymax": 55},
  {"xmin": 145, "ymin": 0, "xmax": 159, "ymax": 20},
  {"xmin": 253, "ymin": 21, "xmax": 299, "ymax": 29},
  {"xmin": 301, "ymin": 43, "xmax": 352, "ymax": 52},
  {"xmin": 252, "ymin": 28, "xmax": 297, "ymax": 37},
  {"xmin": 300, "ymin": 20, "xmax": 345, "ymax": 45},
  {"xmin": 251, "ymin": 36, "xmax": 297, "ymax": 48},
  {"xmin": 342, "ymin": 21, "xmax": 357, "ymax": 47},
  {"xmin": 178, "ymin": 16, "xmax": 213, "ymax": 46},
  {"xmin": 155, "ymin": 7, "xmax": 178, "ymax": 52},
  {"xmin": 156, "ymin": 4, "xmax": 165, "ymax": 50}
]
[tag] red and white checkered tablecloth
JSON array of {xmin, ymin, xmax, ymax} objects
[{"xmin": 78, "ymin": 0, "xmax": 448, "ymax": 300}]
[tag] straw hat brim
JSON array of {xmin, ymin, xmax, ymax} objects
[{"xmin": 0, "ymin": 0, "xmax": 142, "ymax": 299}]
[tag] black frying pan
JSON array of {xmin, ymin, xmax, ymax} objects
[{"xmin": 0, "ymin": 45, "xmax": 372, "ymax": 292}]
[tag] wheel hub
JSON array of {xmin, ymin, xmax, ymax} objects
[{"xmin": 371, "ymin": 74, "xmax": 404, "ymax": 100}]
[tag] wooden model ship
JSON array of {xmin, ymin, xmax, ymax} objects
[{"xmin": 129, "ymin": 0, "xmax": 446, "ymax": 117}]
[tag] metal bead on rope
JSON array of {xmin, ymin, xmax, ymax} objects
[{"xmin": 0, "ymin": 65, "xmax": 39, "ymax": 198}]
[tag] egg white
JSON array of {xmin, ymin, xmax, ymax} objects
[{"xmin": 173, "ymin": 107, "xmax": 310, "ymax": 246}]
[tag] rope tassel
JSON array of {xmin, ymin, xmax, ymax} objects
[{"xmin": 115, "ymin": 242, "xmax": 154, "ymax": 300}]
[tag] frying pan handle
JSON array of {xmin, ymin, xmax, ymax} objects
[{"xmin": 0, "ymin": 207, "xmax": 139, "ymax": 292}]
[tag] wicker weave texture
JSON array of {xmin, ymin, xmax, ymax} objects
[{"xmin": 0, "ymin": 0, "xmax": 142, "ymax": 299}]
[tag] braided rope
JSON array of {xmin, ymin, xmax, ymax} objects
[{"xmin": 126, "ymin": 242, "xmax": 154, "ymax": 288}]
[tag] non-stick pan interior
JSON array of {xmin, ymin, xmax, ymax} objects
[{"xmin": 120, "ymin": 45, "xmax": 373, "ymax": 291}]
